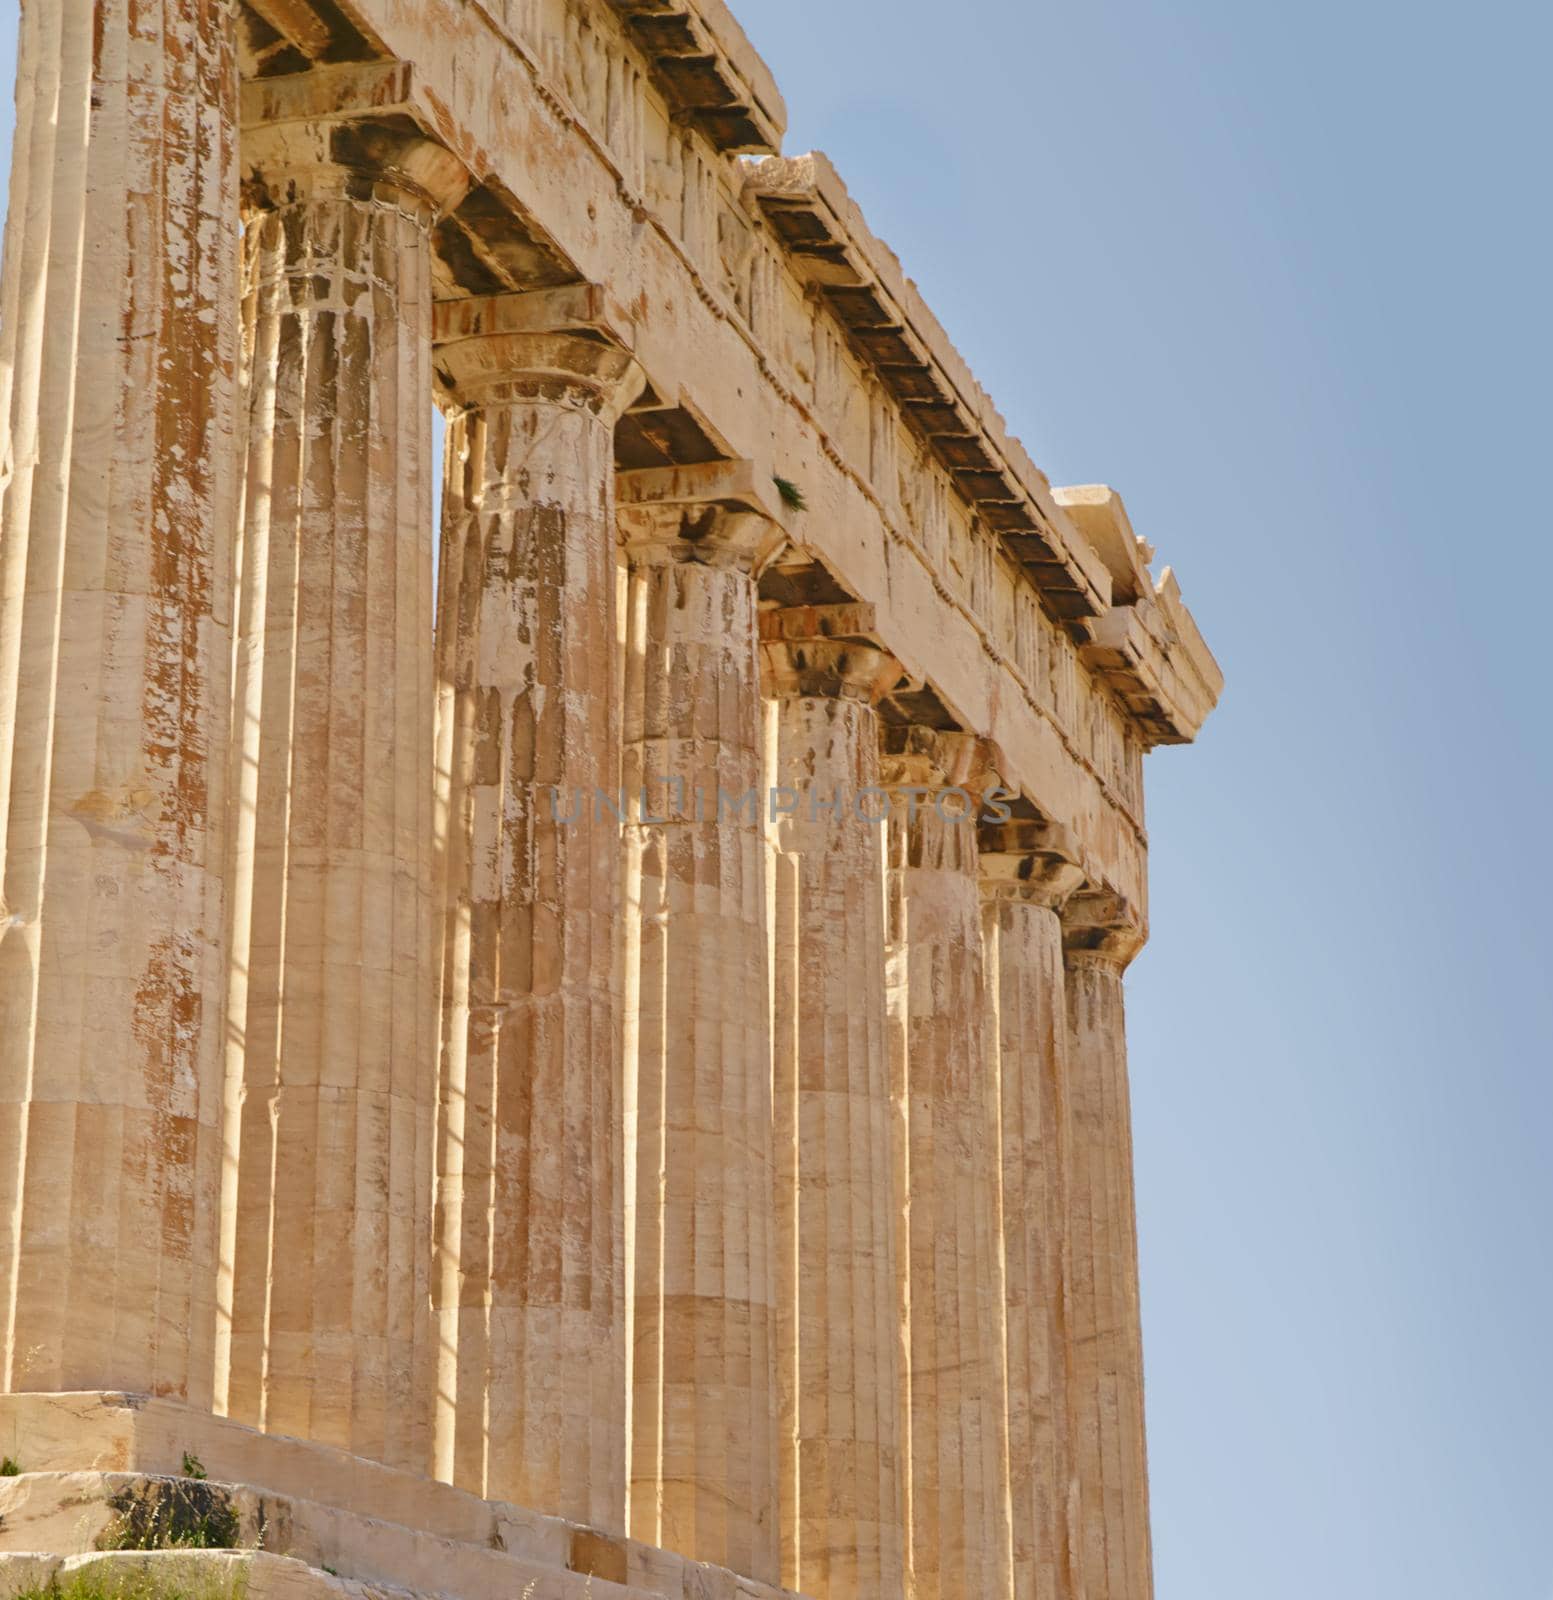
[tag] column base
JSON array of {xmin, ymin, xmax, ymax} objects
[{"xmin": 0, "ymin": 1395, "xmax": 809, "ymax": 1600}]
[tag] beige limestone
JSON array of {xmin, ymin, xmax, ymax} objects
[
  {"xmin": 0, "ymin": 0, "xmax": 1226, "ymax": 1592},
  {"xmin": 0, "ymin": 0, "xmax": 240, "ymax": 1401},
  {"xmin": 0, "ymin": 1394, "xmax": 813, "ymax": 1600},
  {"xmin": 1062, "ymin": 895, "xmax": 1152, "ymax": 1600},
  {"xmin": 761, "ymin": 604, "xmax": 905, "ymax": 1600},
  {"xmin": 979, "ymin": 821, "xmax": 1088, "ymax": 1600},
  {"xmin": 430, "ymin": 290, "xmax": 643, "ymax": 1528},
  {"xmin": 218, "ymin": 126, "xmax": 466, "ymax": 1470},
  {"xmin": 0, "ymin": 1552, "xmax": 421, "ymax": 1600},
  {"xmin": 883, "ymin": 730, "xmax": 1012, "ymax": 1600},
  {"xmin": 617, "ymin": 463, "xmax": 786, "ymax": 1583}
]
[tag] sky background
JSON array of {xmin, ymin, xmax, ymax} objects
[{"xmin": 1, "ymin": 1, "xmax": 1549, "ymax": 1596}]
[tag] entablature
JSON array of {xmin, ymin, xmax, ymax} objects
[
  {"xmin": 239, "ymin": 0, "xmax": 783, "ymax": 156},
  {"xmin": 744, "ymin": 153, "xmax": 1112, "ymax": 626},
  {"xmin": 604, "ymin": 0, "xmax": 785, "ymax": 153},
  {"xmin": 233, "ymin": 0, "xmax": 1222, "ymax": 921},
  {"xmin": 1055, "ymin": 485, "xmax": 1224, "ymax": 746}
]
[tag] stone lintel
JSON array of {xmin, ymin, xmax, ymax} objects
[
  {"xmin": 617, "ymin": 459, "xmax": 790, "ymax": 571},
  {"xmin": 1063, "ymin": 889, "xmax": 1148, "ymax": 968},
  {"xmin": 759, "ymin": 598, "xmax": 879, "ymax": 643},
  {"xmin": 240, "ymin": 60, "xmax": 415, "ymax": 132},
  {"xmin": 979, "ymin": 818, "xmax": 1088, "ymax": 908}
]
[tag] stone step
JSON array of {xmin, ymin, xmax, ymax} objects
[
  {"xmin": 0, "ymin": 1396, "xmax": 791, "ymax": 1600},
  {"xmin": 0, "ymin": 1473, "xmax": 654, "ymax": 1600},
  {"xmin": 0, "ymin": 1549, "xmax": 421, "ymax": 1600}
]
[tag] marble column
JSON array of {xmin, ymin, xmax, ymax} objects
[
  {"xmin": 217, "ymin": 122, "xmax": 467, "ymax": 1470},
  {"xmin": 430, "ymin": 289, "xmax": 642, "ymax": 1529},
  {"xmin": 761, "ymin": 603, "xmax": 906, "ymax": 1600},
  {"xmin": 617, "ymin": 462, "xmax": 786, "ymax": 1583},
  {"xmin": 0, "ymin": 0, "xmax": 240, "ymax": 1399},
  {"xmin": 883, "ymin": 729, "xmax": 1012, "ymax": 1600},
  {"xmin": 979, "ymin": 821, "xmax": 1087, "ymax": 1600},
  {"xmin": 1062, "ymin": 892, "xmax": 1151, "ymax": 1600}
]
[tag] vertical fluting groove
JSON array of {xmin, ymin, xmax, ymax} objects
[
  {"xmin": 220, "ymin": 188, "xmax": 435, "ymax": 1469},
  {"xmin": 431, "ymin": 348, "xmax": 631, "ymax": 1531},
  {"xmin": 887, "ymin": 804, "xmax": 1010, "ymax": 1600},
  {"xmin": 0, "ymin": 0, "xmax": 239, "ymax": 1401},
  {"xmin": 985, "ymin": 896, "xmax": 1077, "ymax": 1600},
  {"xmin": 770, "ymin": 692, "xmax": 904, "ymax": 1600},
  {"xmin": 623, "ymin": 551, "xmax": 777, "ymax": 1584},
  {"xmin": 1064, "ymin": 953, "xmax": 1153, "ymax": 1600}
]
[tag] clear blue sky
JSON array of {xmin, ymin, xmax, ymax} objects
[
  {"xmin": 722, "ymin": 5, "xmax": 1552, "ymax": 1597},
  {"xmin": 2, "ymin": 2, "xmax": 1548, "ymax": 1596}
]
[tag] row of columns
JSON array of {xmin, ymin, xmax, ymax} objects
[{"xmin": 0, "ymin": 40, "xmax": 1154, "ymax": 1600}]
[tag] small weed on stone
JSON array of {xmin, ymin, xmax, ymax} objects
[{"xmin": 99, "ymin": 1480, "xmax": 240, "ymax": 1552}]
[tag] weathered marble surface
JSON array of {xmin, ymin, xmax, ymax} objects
[
  {"xmin": 617, "ymin": 466, "xmax": 786, "ymax": 1583},
  {"xmin": 980, "ymin": 822, "xmax": 1088, "ymax": 1600},
  {"xmin": 0, "ymin": 0, "xmax": 1223, "ymax": 1595},
  {"xmin": 1062, "ymin": 899, "xmax": 1153, "ymax": 1600},
  {"xmin": 219, "ymin": 140, "xmax": 464, "ymax": 1471},
  {"xmin": 431, "ymin": 299, "xmax": 642, "ymax": 1530},
  {"xmin": 883, "ymin": 733, "xmax": 1012, "ymax": 1600},
  {"xmin": 0, "ymin": 0, "xmax": 240, "ymax": 1404},
  {"xmin": 763, "ymin": 610, "xmax": 905, "ymax": 1600}
]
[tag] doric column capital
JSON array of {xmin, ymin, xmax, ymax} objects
[
  {"xmin": 758, "ymin": 602, "xmax": 903, "ymax": 704},
  {"xmin": 879, "ymin": 725, "xmax": 1006, "ymax": 810},
  {"xmin": 979, "ymin": 818, "xmax": 1087, "ymax": 909},
  {"xmin": 243, "ymin": 121, "xmax": 471, "ymax": 222},
  {"xmin": 879, "ymin": 725, "xmax": 1005, "ymax": 875},
  {"xmin": 617, "ymin": 460, "xmax": 790, "ymax": 575},
  {"xmin": 432, "ymin": 287, "xmax": 645, "ymax": 418},
  {"xmin": 1063, "ymin": 889, "xmax": 1147, "ymax": 970},
  {"xmin": 241, "ymin": 64, "xmax": 471, "ymax": 219}
]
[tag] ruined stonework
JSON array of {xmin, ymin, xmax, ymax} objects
[{"xmin": 0, "ymin": 1, "xmax": 1222, "ymax": 1598}]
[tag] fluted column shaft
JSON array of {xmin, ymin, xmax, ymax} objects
[
  {"xmin": 980, "ymin": 823, "xmax": 1087, "ymax": 1600},
  {"xmin": 430, "ymin": 299, "xmax": 641, "ymax": 1528},
  {"xmin": 885, "ymin": 732, "xmax": 1011, "ymax": 1600},
  {"xmin": 619, "ymin": 466, "xmax": 785, "ymax": 1583},
  {"xmin": 0, "ymin": 0, "xmax": 239, "ymax": 1398},
  {"xmin": 219, "ymin": 133, "xmax": 465, "ymax": 1468},
  {"xmin": 1063, "ymin": 898, "xmax": 1151, "ymax": 1600},
  {"xmin": 762, "ymin": 609, "xmax": 905, "ymax": 1600}
]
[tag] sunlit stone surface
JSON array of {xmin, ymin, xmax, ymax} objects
[
  {"xmin": 431, "ymin": 296, "xmax": 641, "ymax": 1529},
  {"xmin": 0, "ymin": 0, "xmax": 240, "ymax": 1404},
  {"xmin": 0, "ymin": 0, "xmax": 1221, "ymax": 1595}
]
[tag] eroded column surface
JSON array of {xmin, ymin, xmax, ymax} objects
[
  {"xmin": 0, "ymin": 0, "xmax": 240, "ymax": 1398},
  {"xmin": 430, "ymin": 292, "xmax": 642, "ymax": 1528},
  {"xmin": 218, "ymin": 124, "xmax": 467, "ymax": 1469},
  {"xmin": 1062, "ymin": 893, "xmax": 1151, "ymax": 1600},
  {"xmin": 884, "ymin": 730, "xmax": 1012, "ymax": 1600},
  {"xmin": 980, "ymin": 821, "xmax": 1087, "ymax": 1600},
  {"xmin": 761, "ymin": 604, "xmax": 905, "ymax": 1600},
  {"xmin": 618, "ymin": 464, "xmax": 785, "ymax": 1584}
]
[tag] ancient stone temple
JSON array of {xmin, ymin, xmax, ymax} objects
[{"xmin": 0, "ymin": 0, "xmax": 1220, "ymax": 1597}]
